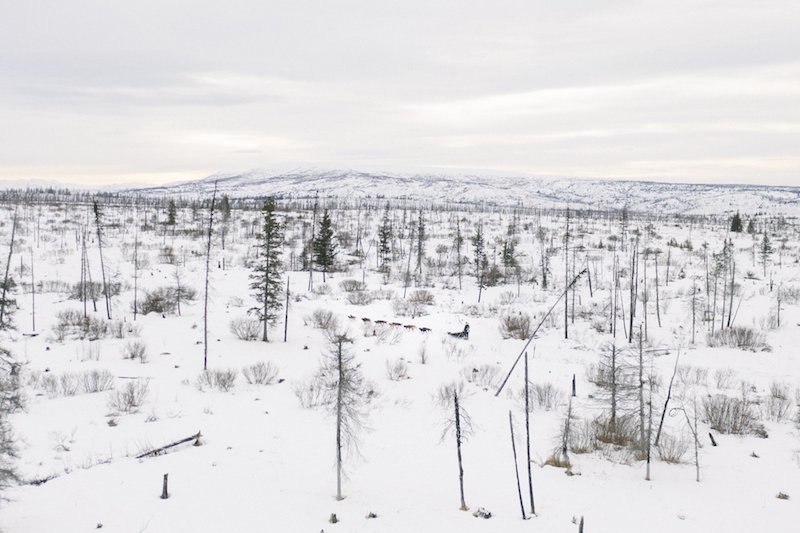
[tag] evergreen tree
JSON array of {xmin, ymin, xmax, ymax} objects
[
  {"xmin": 759, "ymin": 230, "xmax": 772, "ymax": 277},
  {"xmin": 249, "ymin": 198, "xmax": 284, "ymax": 342},
  {"xmin": 471, "ymin": 223, "xmax": 487, "ymax": 302},
  {"xmin": 313, "ymin": 209, "xmax": 337, "ymax": 283},
  {"xmin": 377, "ymin": 204, "xmax": 392, "ymax": 276},
  {"xmin": 730, "ymin": 211, "xmax": 743, "ymax": 233},
  {"xmin": 746, "ymin": 218, "xmax": 756, "ymax": 234},
  {"xmin": 219, "ymin": 195, "xmax": 232, "ymax": 222},
  {"xmin": 166, "ymin": 199, "xmax": 177, "ymax": 226},
  {"xmin": 0, "ymin": 346, "xmax": 20, "ymax": 496},
  {"xmin": 416, "ymin": 209, "xmax": 426, "ymax": 275}
]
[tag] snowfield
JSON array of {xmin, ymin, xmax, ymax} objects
[{"xmin": 0, "ymin": 191, "xmax": 798, "ymax": 533}]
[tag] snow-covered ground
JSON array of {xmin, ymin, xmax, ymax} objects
[
  {"xmin": 129, "ymin": 168, "xmax": 800, "ymax": 215},
  {"xmin": 0, "ymin": 198, "xmax": 798, "ymax": 532}
]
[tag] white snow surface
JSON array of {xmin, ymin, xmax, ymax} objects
[
  {"xmin": 0, "ymin": 200, "xmax": 798, "ymax": 533},
  {"xmin": 129, "ymin": 168, "xmax": 800, "ymax": 215}
]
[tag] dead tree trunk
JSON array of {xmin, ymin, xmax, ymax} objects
[
  {"xmin": 509, "ymin": 411, "xmax": 527, "ymax": 520},
  {"xmin": 524, "ymin": 351, "xmax": 535, "ymax": 515},
  {"xmin": 203, "ymin": 183, "xmax": 218, "ymax": 371},
  {"xmin": 454, "ymin": 392, "xmax": 467, "ymax": 511},
  {"xmin": 0, "ymin": 207, "xmax": 18, "ymax": 329},
  {"xmin": 92, "ymin": 201, "xmax": 111, "ymax": 320}
]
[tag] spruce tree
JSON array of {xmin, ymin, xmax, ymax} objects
[
  {"xmin": 378, "ymin": 204, "xmax": 392, "ymax": 278},
  {"xmin": 471, "ymin": 223, "xmax": 486, "ymax": 302},
  {"xmin": 167, "ymin": 199, "xmax": 177, "ymax": 226},
  {"xmin": 759, "ymin": 230, "xmax": 772, "ymax": 277},
  {"xmin": 249, "ymin": 198, "xmax": 284, "ymax": 342},
  {"xmin": 730, "ymin": 211, "xmax": 743, "ymax": 233},
  {"xmin": 313, "ymin": 209, "xmax": 337, "ymax": 283}
]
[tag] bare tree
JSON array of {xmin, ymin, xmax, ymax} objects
[
  {"xmin": 319, "ymin": 333, "xmax": 368, "ymax": 500},
  {"xmin": 437, "ymin": 382, "xmax": 472, "ymax": 511},
  {"xmin": 92, "ymin": 200, "xmax": 111, "ymax": 320},
  {"xmin": 203, "ymin": 183, "xmax": 218, "ymax": 371}
]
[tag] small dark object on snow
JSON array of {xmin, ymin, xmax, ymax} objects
[
  {"xmin": 709, "ymin": 432, "xmax": 718, "ymax": 447},
  {"xmin": 278, "ymin": 378, "xmax": 285, "ymax": 384},
  {"xmin": 303, "ymin": 345, "xmax": 309, "ymax": 350},
  {"xmin": 45, "ymin": 346, "xmax": 50, "ymax": 351},
  {"xmin": 472, "ymin": 507, "xmax": 492, "ymax": 519},
  {"xmin": 160, "ymin": 473, "xmax": 169, "ymax": 499},
  {"xmin": 419, "ymin": 327, "xmax": 431, "ymax": 333},
  {"xmin": 96, "ymin": 523, "xmax": 103, "ymax": 529},
  {"xmin": 329, "ymin": 513, "xmax": 338, "ymax": 524},
  {"xmin": 448, "ymin": 324, "xmax": 470, "ymax": 340},
  {"xmin": 366, "ymin": 512, "xmax": 378, "ymax": 519}
]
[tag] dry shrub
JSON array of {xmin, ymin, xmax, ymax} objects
[
  {"xmin": 346, "ymin": 291, "xmax": 374, "ymax": 305},
  {"xmin": 107, "ymin": 379, "xmax": 150, "ymax": 414},
  {"xmin": 385, "ymin": 359, "xmax": 409, "ymax": 381},
  {"xmin": 123, "ymin": 340, "xmax": 148, "ymax": 363},
  {"xmin": 656, "ymin": 433, "xmax": 689, "ymax": 463},
  {"xmin": 230, "ymin": 317, "xmax": 261, "ymax": 341},
  {"xmin": 306, "ymin": 309, "xmax": 338, "ymax": 331},
  {"xmin": 242, "ymin": 361, "xmax": 279, "ymax": 385},
  {"xmin": 197, "ymin": 369, "xmax": 237, "ymax": 392},
  {"xmin": 762, "ymin": 381, "xmax": 793, "ymax": 422},
  {"xmin": 499, "ymin": 312, "xmax": 532, "ymax": 340},
  {"xmin": 81, "ymin": 369, "xmax": 115, "ymax": 393},
  {"xmin": 702, "ymin": 393, "xmax": 765, "ymax": 436},
  {"xmin": 461, "ymin": 364, "xmax": 500, "ymax": 389},
  {"xmin": 714, "ymin": 368, "xmax": 736, "ymax": 389},
  {"xmin": 293, "ymin": 376, "xmax": 325, "ymax": 408},
  {"xmin": 707, "ymin": 326, "xmax": 769, "ymax": 351},
  {"xmin": 339, "ymin": 279, "xmax": 367, "ymax": 292}
]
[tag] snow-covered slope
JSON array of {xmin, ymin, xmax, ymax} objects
[{"xmin": 130, "ymin": 169, "xmax": 800, "ymax": 215}]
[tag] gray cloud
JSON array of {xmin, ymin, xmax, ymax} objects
[{"xmin": 1, "ymin": 0, "xmax": 798, "ymax": 186}]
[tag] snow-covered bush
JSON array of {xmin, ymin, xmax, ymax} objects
[
  {"xmin": 339, "ymin": 279, "xmax": 367, "ymax": 292},
  {"xmin": 656, "ymin": 433, "xmax": 689, "ymax": 463},
  {"xmin": 242, "ymin": 361, "xmax": 279, "ymax": 385},
  {"xmin": 197, "ymin": 369, "xmax": 237, "ymax": 392},
  {"xmin": 385, "ymin": 359, "xmax": 408, "ymax": 381},
  {"xmin": 499, "ymin": 312, "xmax": 532, "ymax": 340},
  {"xmin": 229, "ymin": 317, "xmax": 260, "ymax": 341},
  {"xmin": 107, "ymin": 379, "xmax": 150, "ymax": 414},
  {"xmin": 706, "ymin": 326, "xmax": 769, "ymax": 351},
  {"xmin": 81, "ymin": 369, "xmax": 115, "ymax": 393},
  {"xmin": 293, "ymin": 376, "xmax": 325, "ymax": 408},
  {"xmin": 123, "ymin": 340, "xmax": 148, "ymax": 363},
  {"xmin": 702, "ymin": 394, "xmax": 765, "ymax": 436},
  {"xmin": 462, "ymin": 364, "xmax": 500, "ymax": 389}
]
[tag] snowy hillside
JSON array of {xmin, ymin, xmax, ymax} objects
[{"xmin": 131, "ymin": 169, "xmax": 800, "ymax": 215}]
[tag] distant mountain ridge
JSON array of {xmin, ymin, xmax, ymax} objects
[{"xmin": 128, "ymin": 168, "xmax": 800, "ymax": 215}]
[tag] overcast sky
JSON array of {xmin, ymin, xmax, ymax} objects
[{"xmin": 1, "ymin": 0, "xmax": 799, "ymax": 186}]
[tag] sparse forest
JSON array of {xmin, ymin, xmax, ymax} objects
[{"xmin": 0, "ymin": 188, "xmax": 798, "ymax": 532}]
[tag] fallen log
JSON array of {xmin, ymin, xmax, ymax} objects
[{"xmin": 136, "ymin": 431, "xmax": 202, "ymax": 459}]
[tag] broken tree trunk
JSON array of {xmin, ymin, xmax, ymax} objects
[{"xmin": 136, "ymin": 431, "xmax": 202, "ymax": 459}]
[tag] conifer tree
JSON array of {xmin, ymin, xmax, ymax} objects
[
  {"xmin": 416, "ymin": 209, "xmax": 426, "ymax": 276},
  {"xmin": 377, "ymin": 204, "xmax": 392, "ymax": 278},
  {"xmin": 471, "ymin": 223, "xmax": 486, "ymax": 302},
  {"xmin": 166, "ymin": 199, "xmax": 177, "ymax": 226},
  {"xmin": 249, "ymin": 198, "xmax": 284, "ymax": 342},
  {"xmin": 759, "ymin": 230, "xmax": 772, "ymax": 277},
  {"xmin": 313, "ymin": 209, "xmax": 337, "ymax": 283},
  {"xmin": 729, "ymin": 211, "xmax": 743, "ymax": 233}
]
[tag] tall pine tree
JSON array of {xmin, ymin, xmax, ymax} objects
[
  {"xmin": 313, "ymin": 209, "xmax": 337, "ymax": 283},
  {"xmin": 249, "ymin": 198, "xmax": 284, "ymax": 342}
]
